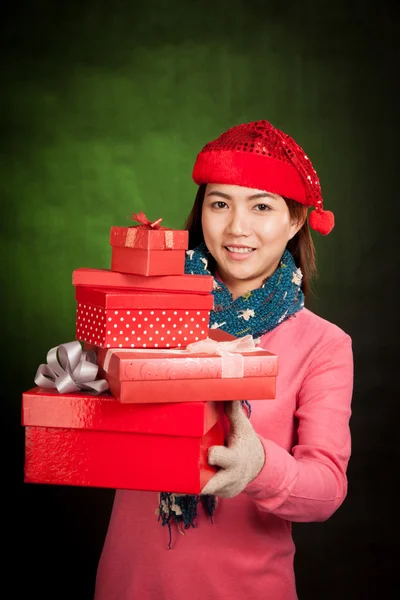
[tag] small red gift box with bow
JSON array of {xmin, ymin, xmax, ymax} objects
[{"xmin": 110, "ymin": 212, "xmax": 188, "ymax": 276}]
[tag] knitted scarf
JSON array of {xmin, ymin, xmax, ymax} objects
[
  {"xmin": 157, "ymin": 242, "xmax": 305, "ymax": 548},
  {"xmin": 185, "ymin": 242, "xmax": 304, "ymax": 338}
]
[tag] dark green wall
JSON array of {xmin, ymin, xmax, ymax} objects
[{"xmin": 4, "ymin": 1, "xmax": 397, "ymax": 598}]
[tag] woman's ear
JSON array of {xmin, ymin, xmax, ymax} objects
[{"xmin": 288, "ymin": 213, "xmax": 306, "ymax": 241}]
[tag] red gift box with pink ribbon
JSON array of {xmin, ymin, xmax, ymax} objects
[
  {"xmin": 91, "ymin": 335, "xmax": 278, "ymax": 404},
  {"xmin": 22, "ymin": 341, "xmax": 224, "ymax": 493},
  {"xmin": 110, "ymin": 212, "xmax": 188, "ymax": 276}
]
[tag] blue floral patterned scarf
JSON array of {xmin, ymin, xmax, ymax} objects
[{"xmin": 185, "ymin": 242, "xmax": 304, "ymax": 338}]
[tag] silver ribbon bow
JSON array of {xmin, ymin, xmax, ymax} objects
[{"xmin": 34, "ymin": 341, "xmax": 109, "ymax": 394}]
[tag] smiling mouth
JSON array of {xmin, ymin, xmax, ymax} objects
[{"xmin": 225, "ymin": 246, "xmax": 255, "ymax": 254}]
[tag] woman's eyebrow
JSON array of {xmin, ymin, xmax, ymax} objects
[
  {"xmin": 247, "ymin": 192, "xmax": 276, "ymax": 200},
  {"xmin": 206, "ymin": 191, "xmax": 276, "ymax": 201},
  {"xmin": 206, "ymin": 191, "xmax": 232, "ymax": 199}
]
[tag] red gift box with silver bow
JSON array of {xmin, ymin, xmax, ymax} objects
[
  {"xmin": 110, "ymin": 212, "xmax": 188, "ymax": 276},
  {"xmin": 22, "ymin": 341, "xmax": 224, "ymax": 493},
  {"xmin": 91, "ymin": 335, "xmax": 278, "ymax": 404}
]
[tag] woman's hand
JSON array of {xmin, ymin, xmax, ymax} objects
[{"xmin": 201, "ymin": 401, "xmax": 265, "ymax": 498}]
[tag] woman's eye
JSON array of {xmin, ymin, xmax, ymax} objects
[
  {"xmin": 254, "ymin": 204, "xmax": 271, "ymax": 211},
  {"xmin": 211, "ymin": 201, "xmax": 228, "ymax": 209}
]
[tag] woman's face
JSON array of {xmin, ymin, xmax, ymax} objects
[{"xmin": 201, "ymin": 183, "xmax": 302, "ymax": 292}]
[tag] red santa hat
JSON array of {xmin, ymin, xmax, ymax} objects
[{"xmin": 192, "ymin": 120, "xmax": 334, "ymax": 235}]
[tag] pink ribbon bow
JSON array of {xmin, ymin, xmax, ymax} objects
[{"xmin": 186, "ymin": 335, "xmax": 260, "ymax": 378}]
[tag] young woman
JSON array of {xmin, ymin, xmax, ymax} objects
[{"xmin": 94, "ymin": 120, "xmax": 353, "ymax": 600}]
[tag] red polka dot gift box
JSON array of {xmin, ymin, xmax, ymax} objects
[
  {"xmin": 110, "ymin": 212, "xmax": 189, "ymax": 276},
  {"xmin": 22, "ymin": 387, "xmax": 224, "ymax": 494},
  {"xmin": 75, "ymin": 286, "xmax": 213, "ymax": 349}
]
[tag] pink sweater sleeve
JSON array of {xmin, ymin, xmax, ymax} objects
[{"xmin": 244, "ymin": 334, "xmax": 353, "ymax": 522}]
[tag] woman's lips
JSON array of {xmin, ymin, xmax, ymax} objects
[{"xmin": 224, "ymin": 247, "xmax": 256, "ymax": 261}]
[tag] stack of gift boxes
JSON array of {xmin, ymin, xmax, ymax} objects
[{"xmin": 22, "ymin": 213, "xmax": 278, "ymax": 494}]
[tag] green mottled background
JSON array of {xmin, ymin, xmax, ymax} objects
[{"xmin": 3, "ymin": 1, "xmax": 397, "ymax": 598}]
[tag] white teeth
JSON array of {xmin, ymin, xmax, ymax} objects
[{"xmin": 226, "ymin": 247, "xmax": 254, "ymax": 254}]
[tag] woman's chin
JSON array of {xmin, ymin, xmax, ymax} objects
[{"xmin": 221, "ymin": 264, "xmax": 258, "ymax": 282}]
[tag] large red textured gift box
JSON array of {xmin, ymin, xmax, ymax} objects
[
  {"xmin": 92, "ymin": 337, "xmax": 278, "ymax": 403},
  {"xmin": 110, "ymin": 213, "xmax": 188, "ymax": 276},
  {"xmin": 22, "ymin": 387, "xmax": 224, "ymax": 494},
  {"xmin": 75, "ymin": 286, "xmax": 213, "ymax": 349}
]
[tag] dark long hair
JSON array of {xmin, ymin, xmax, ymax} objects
[{"xmin": 184, "ymin": 184, "xmax": 317, "ymax": 300}]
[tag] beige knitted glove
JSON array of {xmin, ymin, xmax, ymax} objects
[{"xmin": 201, "ymin": 400, "xmax": 265, "ymax": 498}]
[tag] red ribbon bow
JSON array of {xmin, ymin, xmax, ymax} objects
[{"xmin": 130, "ymin": 211, "xmax": 164, "ymax": 229}]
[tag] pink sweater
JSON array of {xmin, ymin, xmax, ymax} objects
[{"xmin": 94, "ymin": 308, "xmax": 353, "ymax": 600}]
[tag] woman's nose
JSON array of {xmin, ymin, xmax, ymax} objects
[{"xmin": 226, "ymin": 209, "xmax": 251, "ymax": 236}]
